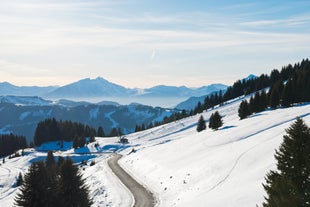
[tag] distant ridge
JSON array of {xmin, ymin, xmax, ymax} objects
[
  {"xmin": 0, "ymin": 77, "xmax": 228, "ymax": 107},
  {"xmin": 0, "ymin": 82, "xmax": 57, "ymax": 96},
  {"xmin": 47, "ymin": 77, "xmax": 132, "ymax": 98}
]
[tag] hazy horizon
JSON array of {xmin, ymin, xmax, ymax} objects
[{"xmin": 0, "ymin": 0, "xmax": 309, "ymax": 88}]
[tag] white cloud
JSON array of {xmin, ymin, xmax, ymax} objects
[
  {"xmin": 0, "ymin": 0, "xmax": 309, "ymax": 87},
  {"xmin": 150, "ymin": 50, "xmax": 156, "ymax": 61}
]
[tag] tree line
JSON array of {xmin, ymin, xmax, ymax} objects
[
  {"xmin": 239, "ymin": 59, "xmax": 310, "ymax": 119},
  {"xmin": 33, "ymin": 118, "xmax": 103, "ymax": 146},
  {"xmin": 135, "ymin": 59, "xmax": 309, "ymax": 133},
  {"xmin": 15, "ymin": 151, "xmax": 92, "ymax": 207},
  {"xmin": 134, "ymin": 109, "xmax": 188, "ymax": 133},
  {"xmin": 0, "ymin": 134, "xmax": 27, "ymax": 157},
  {"xmin": 201, "ymin": 59, "xmax": 310, "ymax": 116}
]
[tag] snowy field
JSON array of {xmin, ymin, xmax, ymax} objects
[{"xmin": 0, "ymin": 94, "xmax": 310, "ymax": 207}]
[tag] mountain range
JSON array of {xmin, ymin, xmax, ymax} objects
[
  {"xmin": 0, "ymin": 99, "xmax": 177, "ymax": 142},
  {"xmin": 0, "ymin": 77, "xmax": 227, "ymax": 108}
]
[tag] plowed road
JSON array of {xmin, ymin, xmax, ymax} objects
[{"xmin": 108, "ymin": 154, "xmax": 156, "ymax": 207}]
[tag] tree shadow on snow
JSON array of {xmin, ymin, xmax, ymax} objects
[{"xmin": 220, "ymin": 125, "xmax": 236, "ymax": 130}]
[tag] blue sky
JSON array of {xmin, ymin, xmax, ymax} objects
[{"xmin": 0, "ymin": 0, "xmax": 309, "ymax": 88}]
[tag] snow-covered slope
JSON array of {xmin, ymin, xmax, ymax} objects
[
  {"xmin": 1, "ymin": 93, "xmax": 309, "ymax": 207},
  {"xmin": 117, "ymin": 101, "xmax": 310, "ymax": 207}
]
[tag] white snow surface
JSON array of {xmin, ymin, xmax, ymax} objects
[{"xmin": 0, "ymin": 93, "xmax": 310, "ymax": 207}]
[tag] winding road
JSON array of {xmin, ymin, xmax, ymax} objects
[{"xmin": 108, "ymin": 154, "xmax": 156, "ymax": 207}]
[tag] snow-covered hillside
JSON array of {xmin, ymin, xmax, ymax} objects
[
  {"xmin": 119, "ymin": 101, "xmax": 310, "ymax": 206},
  {"xmin": 1, "ymin": 93, "xmax": 309, "ymax": 207}
]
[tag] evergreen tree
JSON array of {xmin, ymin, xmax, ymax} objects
[
  {"xmin": 269, "ymin": 81, "xmax": 284, "ymax": 109},
  {"xmin": 79, "ymin": 136, "xmax": 86, "ymax": 148},
  {"xmin": 57, "ymin": 156, "xmax": 65, "ymax": 171},
  {"xmin": 252, "ymin": 92, "xmax": 261, "ymax": 113},
  {"xmin": 118, "ymin": 128, "xmax": 123, "ymax": 137},
  {"xmin": 97, "ymin": 126, "xmax": 105, "ymax": 137},
  {"xmin": 209, "ymin": 111, "xmax": 223, "ymax": 130},
  {"xmin": 281, "ymin": 80, "xmax": 294, "ymax": 107},
  {"xmin": 45, "ymin": 150, "xmax": 56, "ymax": 168},
  {"xmin": 238, "ymin": 100, "xmax": 250, "ymax": 120},
  {"xmin": 0, "ymin": 134, "xmax": 27, "ymax": 157},
  {"xmin": 109, "ymin": 128, "xmax": 118, "ymax": 137},
  {"xmin": 15, "ymin": 162, "xmax": 53, "ymax": 207},
  {"xmin": 259, "ymin": 90, "xmax": 268, "ymax": 111},
  {"xmin": 196, "ymin": 115, "xmax": 206, "ymax": 132},
  {"xmin": 262, "ymin": 117, "xmax": 310, "ymax": 207},
  {"xmin": 73, "ymin": 137, "xmax": 79, "ymax": 149},
  {"xmin": 16, "ymin": 172, "xmax": 23, "ymax": 187},
  {"xmin": 58, "ymin": 157, "xmax": 92, "ymax": 207}
]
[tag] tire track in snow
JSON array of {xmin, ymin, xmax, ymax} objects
[
  {"xmin": 207, "ymin": 112, "xmax": 310, "ymax": 193},
  {"xmin": 206, "ymin": 145, "xmax": 257, "ymax": 193},
  {"xmin": 0, "ymin": 166, "xmax": 16, "ymax": 200}
]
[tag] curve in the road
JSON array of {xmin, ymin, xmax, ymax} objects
[{"xmin": 108, "ymin": 154, "xmax": 156, "ymax": 207}]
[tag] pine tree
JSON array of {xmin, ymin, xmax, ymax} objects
[
  {"xmin": 238, "ymin": 100, "xmax": 250, "ymax": 120},
  {"xmin": 281, "ymin": 80, "xmax": 294, "ymax": 107},
  {"xmin": 16, "ymin": 172, "xmax": 23, "ymax": 187},
  {"xmin": 58, "ymin": 157, "xmax": 92, "ymax": 207},
  {"xmin": 269, "ymin": 80, "xmax": 284, "ymax": 109},
  {"xmin": 45, "ymin": 150, "xmax": 56, "ymax": 168},
  {"xmin": 79, "ymin": 136, "xmax": 86, "ymax": 148},
  {"xmin": 209, "ymin": 111, "xmax": 223, "ymax": 130},
  {"xmin": 196, "ymin": 115, "xmax": 206, "ymax": 132},
  {"xmin": 15, "ymin": 162, "xmax": 52, "ymax": 207},
  {"xmin": 109, "ymin": 128, "xmax": 118, "ymax": 137},
  {"xmin": 73, "ymin": 137, "xmax": 79, "ymax": 149},
  {"xmin": 262, "ymin": 117, "xmax": 310, "ymax": 207},
  {"xmin": 97, "ymin": 126, "xmax": 105, "ymax": 137},
  {"xmin": 259, "ymin": 90, "xmax": 268, "ymax": 111}
]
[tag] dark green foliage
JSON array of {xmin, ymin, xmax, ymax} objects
[
  {"xmin": 15, "ymin": 157, "xmax": 92, "ymax": 207},
  {"xmin": 204, "ymin": 59, "xmax": 310, "ymax": 122},
  {"xmin": 109, "ymin": 127, "xmax": 118, "ymax": 137},
  {"xmin": 118, "ymin": 128, "xmax": 123, "ymax": 136},
  {"xmin": 33, "ymin": 118, "xmax": 97, "ymax": 146},
  {"xmin": 73, "ymin": 137, "xmax": 79, "ymax": 149},
  {"xmin": 57, "ymin": 156, "xmax": 65, "ymax": 170},
  {"xmin": 209, "ymin": 111, "xmax": 223, "ymax": 130},
  {"xmin": 15, "ymin": 161, "xmax": 59, "ymax": 207},
  {"xmin": 194, "ymin": 101, "xmax": 204, "ymax": 114},
  {"xmin": 270, "ymin": 69, "xmax": 281, "ymax": 85},
  {"xmin": 134, "ymin": 109, "xmax": 189, "ymax": 133},
  {"xmin": 89, "ymin": 136, "xmax": 95, "ymax": 143},
  {"xmin": 259, "ymin": 90, "xmax": 268, "ymax": 111},
  {"xmin": 58, "ymin": 158, "xmax": 92, "ymax": 207},
  {"xmin": 16, "ymin": 172, "xmax": 23, "ymax": 187},
  {"xmin": 0, "ymin": 133, "xmax": 27, "ymax": 157},
  {"xmin": 34, "ymin": 118, "xmax": 59, "ymax": 146},
  {"xmin": 196, "ymin": 115, "xmax": 206, "ymax": 132},
  {"xmin": 262, "ymin": 118, "xmax": 310, "ymax": 207},
  {"xmin": 97, "ymin": 126, "xmax": 105, "ymax": 137},
  {"xmin": 269, "ymin": 81, "xmax": 284, "ymax": 109},
  {"xmin": 79, "ymin": 136, "xmax": 86, "ymax": 148},
  {"xmin": 238, "ymin": 100, "xmax": 251, "ymax": 120},
  {"xmin": 45, "ymin": 150, "xmax": 56, "ymax": 168},
  {"xmin": 204, "ymin": 91, "xmax": 223, "ymax": 110}
]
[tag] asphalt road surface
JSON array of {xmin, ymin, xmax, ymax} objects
[{"xmin": 108, "ymin": 154, "xmax": 156, "ymax": 207}]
